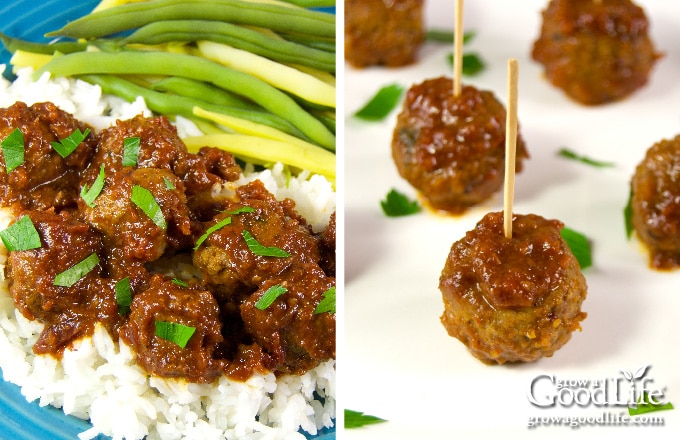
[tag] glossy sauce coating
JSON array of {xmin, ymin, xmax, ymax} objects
[
  {"xmin": 392, "ymin": 78, "xmax": 529, "ymax": 213},
  {"xmin": 344, "ymin": 0, "xmax": 424, "ymax": 68},
  {"xmin": 439, "ymin": 212, "xmax": 587, "ymax": 364},
  {"xmin": 532, "ymin": 0, "xmax": 660, "ymax": 105},
  {"xmin": 0, "ymin": 102, "xmax": 335, "ymax": 382},
  {"xmin": 631, "ymin": 135, "xmax": 680, "ymax": 269}
]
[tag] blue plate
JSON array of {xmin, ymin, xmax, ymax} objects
[{"xmin": 0, "ymin": 1, "xmax": 336, "ymax": 439}]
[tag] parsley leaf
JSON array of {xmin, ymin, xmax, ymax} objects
[
  {"xmin": 561, "ymin": 227, "xmax": 592, "ymax": 270},
  {"xmin": 1, "ymin": 128, "xmax": 25, "ymax": 173},
  {"xmin": 255, "ymin": 284, "xmax": 288, "ymax": 310},
  {"xmin": 53, "ymin": 252, "xmax": 100, "ymax": 287},
  {"xmin": 163, "ymin": 176, "xmax": 175, "ymax": 190},
  {"xmin": 155, "ymin": 321, "xmax": 196, "ymax": 349},
  {"xmin": 122, "ymin": 136, "xmax": 141, "ymax": 167},
  {"xmin": 51, "ymin": 128, "xmax": 90, "ymax": 158},
  {"xmin": 381, "ymin": 188, "xmax": 421, "ymax": 217},
  {"xmin": 194, "ymin": 217, "xmax": 232, "ymax": 250},
  {"xmin": 314, "ymin": 286, "xmax": 336, "ymax": 314},
  {"xmin": 131, "ymin": 185, "xmax": 167, "ymax": 230},
  {"xmin": 171, "ymin": 278, "xmax": 188, "ymax": 287},
  {"xmin": 242, "ymin": 230, "xmax": 291, "ymax": 257},
  {"xmin": 557, "ymin": 148, "xmax": 615, "ymax": 168},
  {"xmin": 115, "ymin": 276, "xmax": 132, "ymax": 315},
  {"xmin": 447, "ymin": 52, "xmax": 486, "ymax": 76},
  {"xmin": 353, "ymin": 84, "xmax": 405, "ymax": 121},
  {"xmin": 80, "ymin": 164, "xmax": 106, "ymax": 208},
  {"xmin": 425, "ymin": 29, "xmax": 475, "ymax": 44},
  {"xmin": 624, "ymin": 187, "xmax": 634, "ymax": 240},
  {"xmin": 345, "ymin": 409, "xmax": 387, "ymax": 429},
  {"xmin": 0, "ymin": 215, "xmax": 41, "ymax": 251}
]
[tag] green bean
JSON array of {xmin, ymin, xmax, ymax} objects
[
  {"xmin": 275, "ymin": 0, "xmax": 336, "ymax": 7},
  {"xmin": 278, "ymin": 32, "xmax": 336, "ymax": 53},
  {"xmin": 36, "ymin": 51, "xmax": 334, "ymax": 150},
  {"xmin": 80, "ymin": 74, "xmax": 308, "ymax": 139},
  {"xmin": 121, "ymin": 20, "xmax": 335, "ymax": 72},
  {"xmin": 0, "ymin": 32, "xmax": 86, "ymax": 55},
  {"xmin": 150, "ymin": 77, "xmax": 258, "ymax": 110},
  {"xmin": 46, "ymin": 0, "xmax": 335, "ymax": 40}
]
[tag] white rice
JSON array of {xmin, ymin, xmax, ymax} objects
[{"xmin": 0, "ymin": 66, "xmax": 335, "ymax": 440}]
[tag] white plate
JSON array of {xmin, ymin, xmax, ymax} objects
[{"xmin": 343, "ymin": 1, "xmax": 680, "ymax": 438}]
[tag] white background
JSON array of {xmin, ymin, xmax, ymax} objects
[{"xmin": 342, "ymin": 1, "xmax": 680, "ymax": 438}]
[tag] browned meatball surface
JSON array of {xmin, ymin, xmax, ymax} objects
[
  {"xmin": 241, "ymin": 264, "xmax": 336, "ymax": 375},
  {"xmin": 531, "ymin": 0, "xmax": 661, "ymax": 105},
  {"xmin": 122, "ymin": 275, "xmax": 226, "ymax": 383},
  {"xmin": 193, "ymin": 180, "xmax": 321, "ymax": 297},
  {"xmin": 345, "ymin": 0, "xmax": 425, "ymax": 68},
  {"xmin": 439, "ymin": 212, "xmax": 587, "ymax": 364},
  {"xmin": 392, "ymin": 78, "xmax": 529, "ymax": 214},
  {"xmin": 631, "ymin": 135, "xmax": 680, "ymax": 270},
  {"xmin": 78, "ymin": 167, "xmax": 192, "ymax": 278},
  {"xmin": 0, "ymin": 102, "xmax": 97, "ymax": 213},
  {"xmin": 6, "ymin": 210, "xmax": 119, "ymax": 354}
]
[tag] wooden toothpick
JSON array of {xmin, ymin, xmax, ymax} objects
[
  {"xmin": 453, "ymin": 0, "xmax": 464, "ymax": 96},
  {"xmin": 503, "ymin": 58, "xmax": 519, "ymax": 239}
]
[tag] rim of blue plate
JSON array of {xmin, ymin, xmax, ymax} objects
[{"xmin": 0, "ymin": 1, "xmax": 336, "ymax": 438}]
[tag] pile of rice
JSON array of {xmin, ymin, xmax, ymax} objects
[{"xmin": 0, "ymin": 66, "xmax": 336, "ymax": 440}]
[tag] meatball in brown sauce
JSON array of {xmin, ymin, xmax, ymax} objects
[
  {"xmin": 532, "ymin": 0, "xmax": 661, "ymax": 105},
  {"xmin": 392, "ymin": 77, "xmax": 529, "ymax": 214},
  {"xmin": 439, "ymin": 212, "xmax": 587, "ymax": 364},
  {"xmin": 631, "ymin": 135, "xmax": 680, "ymax": 270}
]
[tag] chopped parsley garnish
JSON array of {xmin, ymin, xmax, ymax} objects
[
  {"xmin": 171, "ymin": 278, "xmax": 188, "ymax": 287},
  {"xmin": 353, "ymin": 83, "xmax": 405, "ymax": 121},
  {"xmin": 131, "ymin": 184, "xmax": 167, "ymax": 230},
  {"xmin": 51, "ymin": 128, "xmax": 90, "ymax": 158},
  {"xmin": 155, "ymin": 321, "xmax": 196, "ymax": 349},
  {"xmin": 381, "ymin": 188, "xmax": 421, "ymax": 217},
  {"xmin": 314, "ymin": 286, "xmax": 336, "ymax": 315},
  {"xmin": 345, "ymin": 409, "xmax": 387, "ymax": 429},
  {"xmin": 447, "ymin": 52, "xmax": 486, "ymax": 76},
  {"xmin": 163, "ymin": 176, "xmax": 175, "ymax": 190},
  {"xmin": 115, "ymin": 276, "xmax": 132, "ymax": 315},
  {"xmin": 624, "ymin": 186, "xmax": 634, "ymax": 239},
  {"xmin": 425, "ymin": 29, "xmax": 475, "ymax": 44},
  {"xmin": 122, "ymin": 136, "xmax": 141, "ymax": 166},
  {"xmin": 80, "ymin": 164, "xmax": 106, "ymax": 208},
  {"xmin": 225, "ymin": 206, "xmax": 255, "ymax": 215},
  {"xmin": 53, "ymin": 252, "xmax": 100, "ymax": 287},
  {"xmin": 561, "ymin": 227, "xmax": 592, "ymax": 270},
  {"xmin": 194, "ymin": 217, "xmax": 232, "ymax": 250},
  {"xmin": 242, "ymin": 230, "xmax": 291, "ymax": 257},
  {"xmin": 557, "ymin": 148, "xmax": 615, "ymax": 168},
  {"xmin": 0, "ymin": 215, "xmax": 41, "ymax": 251},
  {"xmin": 254, "ymin": 284, "xmax": 288, "ymax": 310},
  {"xmin": 1, "ymin": 128, "xmax": 25, "ymax": 173}
]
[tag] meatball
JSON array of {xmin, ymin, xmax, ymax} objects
[
  {"xmin": 631, "ymin": 135, "xmax": 680, "ymax": 269},
  {"xmin": 85, "ymin": 114, "xmax": 186, "ymax": 180},
  {"xmin": 121, "ymin": 275, "xmax": 226, "ymax": 383},
  {"xmin": 317, "ymin": 211, "xmax": 336, "ymax": 277},
  {"xmin": 531, "ymin": 0, "xmax": 661, "ymax": 105},
  {"xmin": 6, "ymin": 210, "xmax": 119, "ymax": 354},
  {"xmin": 240, "ymin": 264, "xmax": 336, "ymax": 375},
  {"xmin": 78, "ymin": 167, "xmax": 192, "ymax": 289},
  {"xmin": 392, "ymin": 78, "xmax": 529, "ymax": 214},
  {"xmin": 439, "ymin": 212, "xmax": 587, "ymax": 364},
  {"xmin": 345, "ymin": 0, "xmax": 425, "ymax": 68},
  {"xmin": 0, "ymin": 101, "xmax": 97, "ymax": 212},
  {"xmin": 193, "ymin": 180, "xmax": 321, "ymax": 297}
]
